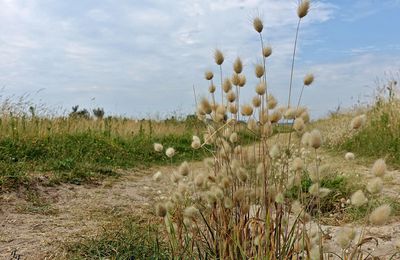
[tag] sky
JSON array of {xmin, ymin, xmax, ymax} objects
[{"xmin": 0, "ymin": 0, "xmax": 400, "ymax": 119}]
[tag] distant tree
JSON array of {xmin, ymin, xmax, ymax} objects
[
  {"xmin": 69, "ymin": 105, "xmax": 90, "ymax": 119},
  {"xmin": 93, "ymin": 107, "xmax": 105, "ymax": 119}
]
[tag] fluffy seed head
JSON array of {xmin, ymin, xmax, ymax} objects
[
  {"xmin": 194, "ymin": 174, "xmax": 205, "ymax": 187},
  {"xmin": 253, "ymin": 17, "xmax": 263, "ymax": 33},
  {"xmin": 224, "ymin": 197, "xmax": 234, "ymax": 209},
  {"xmin": 336, "ymin": 227, "xmax": 355, "ymax": 249},
  {"xmin": 238, "ymin": 75, "xmax": 246, "ymax": 87},
  {"xmin": 345, "ymin": 152, "xmax": 355, "ymax": 160},
  {"xmin": 369, "ymin": 204, "xmax": 391, "ymax": 225},
  {"xmin": 233, "ymin": 57, "xmax": 243, "ymax": 74},
  {"xmin": 293, "ymin": 117, "xmax": 305, "ymax": 132},
  {"xmin": 297, "ymin": 0, "xmax": 310, "ymax": 19},
  {"xmin": 155, "ymin": 203, "xmax": 167, "ymax": 217},
  {"xmin": 199, "ymin": 97, "xmax": 212, "ymax": 114},
  {"xmin": 263, "ymin": 46, "xmax": 272, "ymax": 58},
  {"xmin": 255, "ymin": 82, "xmax": 266, "ymax": 95},
  {"xmin": 269, "ymin": 144, "xmax": 280, "ymax": 159},
  {"xmin": 367, "ymin": 177, "xmax": 383, "ymax": 194},
  {"xmin": 166, "ymin": 147, "xmax": 175, "ymax": 158},
  {"xmin": 301, "ymin": 132, "xmax": 311, "ymax": 146},
  {"xmin": 154, "ymin": 143, "xmax": 163, "ymax": 152},
  {"xmin": 229, "ymin": 103, "xmax": 238, "ymax": 114},
  {"xmin": 309, "ymin": 129, "xmax": 322, "ymax": 149},
  {"xmin": 191, "ymin": 139, "xmax": 201, "ymax": 149},
  {"xmin": 184, "ymin": 206, "xmax": 200, "ymax": 219},
  {"xmin": 153, "ymin": 171, "xmax": 162, "ymax": 181},
  {"xmin": 208, "ymin": 84, "xmax": 216, "ymax": 93},
  {"xmin": 241, "ymin": 104, "xmax": 253, "ymax": 116},
  {"xmin": 351, "ymin": 190, "xmax": 368, "ymax": 207},
  {"xmin": 205, "ymin": 71, "xmax": 214, "ymax": 80},
  {"xmin": 223, "ymin": 78, "xmax": 232, "ymax": 93},
  {"xmin": 247, "ymin": 118, "xmax": 258, "ymax": 131},
  {"xmin": 351, "ymin": 114, "xmax": 366, "ymax": 130},
  {"xmin": 255, "ymin": 64, "xmax": 264, "ymax": 78},
  {"xmin": 236, "ymin": 167, "xmax": 248, "ymax": 182},
  {"xmin": 226, "ymin": 90, "xmax": 236, "ymax": 102},
  {"xmin": 269, "ymin": 110, "xmax": 282, "ymax": 123},
  {"xmin": 300, "ymin": 111, "xmax": 310, "ymax": 123},
  {"xmin": 303, "ymin": 73, "xmax": 314, "ymax": 86},
  {"xmin": 267, "ymin": 95, "xmax": 277, "ymax": 109},
  {"xmin": 179, "ymin": 161, "xmax": 190, "ymax": 176},
  {"xmin": 231, "ymin": 73, "xmax": 240, "ymax": 86},
  {"xmin": 229, "ymin": 132, "xmax": 238, "ymax": 143},
  {"xmin": 293, "ymin": 157, "xmax": 304, "ymax": 171},
  {"xmin": 284, "ymin": 107, "xmax": 297, "ymax": 119},
  {"xmin": 214, "ymin": 49, "xmax": 224, "ymax": 65},
  {"xmin": 252, "ymin": 96, "xmax": 261, "ymax": 108},
  {"xmin": 371, "ymin": 159, "xmax": 387, "ymax": 177}
]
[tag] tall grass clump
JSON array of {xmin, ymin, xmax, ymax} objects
[
  {"xmin": 339, "ymin": 80, "xmax": 400, "ymax": 165},
  {"xmin": 151, "ymin": 2, "xmax": 397, "ymax": 259}
]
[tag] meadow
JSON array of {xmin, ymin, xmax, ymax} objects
[{"xmin": 1, "ymin": 0, "xmax": 400, "ymax": 259}]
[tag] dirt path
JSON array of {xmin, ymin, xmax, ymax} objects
[
  {"xmin": 0, "ymin": 163, "xmax": 204, "ymax": 259},
  {"xmin": 0, "ymin": 151, "xmax": 399, "ymax": 259}
]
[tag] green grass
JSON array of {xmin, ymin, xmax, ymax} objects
[
  {"xmin": 0, "ymin": 129, "xmax": 208, "ymax": 191},
  {"xmin": 65, "ymin": 217, "xmax": 170, "ymax": 259},
  {"xmin": 344, "ymin": 196, "xmax": 400, "ymax": 223},
  {"xmin": 338, "ymin": 100, "xmax": 400, "ymax": 165},
  {"xmin": 286, "ymin": 170, "xmax": 362, "ymax": 217}
]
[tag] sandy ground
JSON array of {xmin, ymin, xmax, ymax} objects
[{"xmin": 0, "ymin": 152, "xmax": 399, "ymax": 259}]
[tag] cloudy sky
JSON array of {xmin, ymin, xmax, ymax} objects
[{"xmin": 1, "ymin": 0, "xmax": 399, "ymax": 118}]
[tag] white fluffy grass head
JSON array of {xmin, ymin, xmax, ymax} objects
[
  {"xmin": 241, "ymin": 104, "xmax": 254, "ymax": 116},
  {"xmin": 369, "ymin": 204, "xmax": 391, "ymax": 225},
  {"xmin": 336, "ymin": 227, "xmax": 356, "ymax": 249},
  {"xmin": 154, "ymin": 143, "xmax": 163, "ymax": 152},
  {"xmin": 179, "ymin": 161, "xmax": 190, "ymax": 176},
  {"xmin": 166, "ymin": 147, "xmax": 176, "ymax": 158},
  {"xmin": 366, "ymin": 177, "xmax": 383, "ymax": 194},
  {"xmin": 253, "ymin": 17, "xmax": 263, "ymax": 33},
  {"xmin": 297, "ymin": 0, "xmax": 310, "ymax": 18},
  {"xmin": 204, "ymin": 71, "xmax": 214, "ymax": 80},
  {"xmin": 214, "ymin": 49, "xmax": 224, "ymax": 65},
  {"xmin": 263, "ymin": 46, "xmax": 272, "ymax": 57},
  {"xmin": 309, "ymin": 129, "xmax": 322, "ymax": 149},
  {"xmin": 233, "ymin": 57, "xmax": 243, "ymax": 74},
  {"xmin": 350, "ymin": 114, "xmax": 366, "ymax": 130},
  {"xmin": 267, "ymin": 95, "xmax": 277, "ymax": 109},
  {"xmin": 350, "ymin": 190, "xmax": 368, "ymax": 207},
  {"xmin": 255, "ymin": 82, "xmax": 266, "ymax": 95},
  {"xmin": 153, "ymin": 171, "xmax": 163, "ymax": 181},
  {"xmin": 371, "ymin": 159, "xmax": 387, "ymax": 177},
  {"xmin": 303, "ymin": 73, "xmax": 314, "ymax": 86},
  {"xmin": 293, "ymin": 117, "xmax": 305, "ymax": 132},
  {"xmin": 345, "ymin": 152, "xmax": 355, "ymax": 160},
  {"xmin": 292, "ymin": 157, "xmax": 304, "ymax": 171}
]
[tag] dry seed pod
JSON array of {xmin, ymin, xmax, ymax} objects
[
  {"xmin": 214, "ymin": 49, "xmax": 224, "ymax": 65},
  {"xmin": 253, "ymin": 17, "xmax": 263, "ymax": 33},
  {"xmin": 205, "ymin": 71, "xmax": 214, "ymax": 80},
  {"xmin": 233, "ymin": 57, "xmax": 243, "ymax": 74},
  {"xmin": 297, "ymin": 0, "xmax": 310, "ymax": 19}
]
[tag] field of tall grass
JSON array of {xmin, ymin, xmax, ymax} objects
[{"xmin": 0, "ymin": 102, "xmax": 210, "ymax": 190}]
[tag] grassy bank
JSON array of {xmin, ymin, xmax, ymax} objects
[
  {"xmin": 339, "ymin": 99, "xmax": 400, "ymax": 165},
  {"xmin": 0, "ymin": 115, "xmax": 208, "ymax": 191}
]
